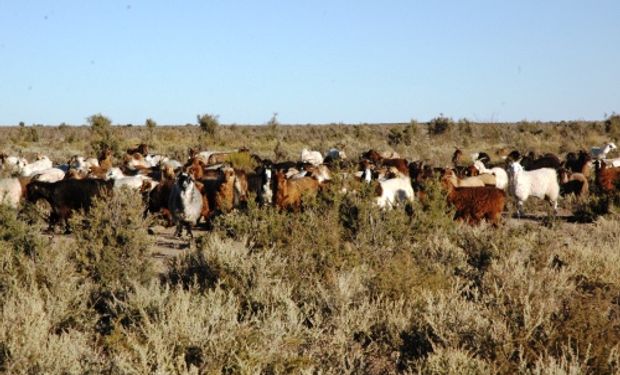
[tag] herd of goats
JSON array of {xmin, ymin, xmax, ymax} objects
[{"xmin": 1, "ymin": 140, "xmax": 620, "ymax": 236}]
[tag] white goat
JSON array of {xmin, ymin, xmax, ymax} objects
[
  {"xmin": 591, "ymin": 142, "xmax": 617, "ymax": 160},
  {"xmin": 70, "ymin": 156, "xmax": 99, "ymax": 172},
  {"xmin": 473, "ymin": 160, "xmax": 509, "ymax": 190},
  {"xmin": 375, "ymin": 177, "xmax": 414, "ymax": 209},
  {"xmin": 260, "ymin": 167, "xmax": 273, "ymax": 206},
  {"xmin": 31, "ymin": 168, "xmax": 66, "ymax": 183},
  {"xmin": 304, "ymin": 164, "xmax": 332, "ymax": 183},
  {"xmin": 603, "ymin": 156, "xmax": 620, "ymax": 168},
  {"xmin": 145, "ymin": 154, "xmax": 169, "ymax": 167},
  {"xmin": 0, "ymin": 178, "xmax": 23, "ymax": 208},
  {"xmin": 21, "ymin": 156, "xmax": 53, "ymax": 177},
  {"xmin": 1, "ymin": 155, "xmax": 28, "ymax": 174},
  {"xmin": 162, "ymin": 159, "xmax": 183, "ymax": 170},
  {"xmin": 169, "ymin": 172, "xmax": 203, "ymax": 237},
  {"xmin": 125, "ymin": 154, "xmax": 150, "ymax": 171},
  {"xmin": 326, "ymin": 148, "xmax": 347, "ymax": 161},
  {"xmin": 508, "ymin": 161, "xmax": 559, "ymax": 217},
  {"xmin": 105, "ymin": 167, "xmax": 153, "ymax": 190},
  {"xmin": 301, "ymin": 148, "xmax": 324, "ymax": 166}
]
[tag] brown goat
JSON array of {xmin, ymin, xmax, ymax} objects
[
  {"xmin": 127, "ymin": 143, "xmax": 149, "ymax": 156},
  {"xmin": 274, "ymin": 170, "xmax": 319, "ymax": 212},
  {"xmin": 595, "ymin": 160, "xmax": 620, "ymax": 194},
  {"xmin": 98, "ymin": 148, "xmax": 114, "ymax": 171},
  {"xmin": 64, "ymin": 169, "xmax": 88, "ymax": 180},
  {"xmin": 193, "ymin": 180, "xmax": 212, "ymax": 223},
  {"xmin": 185, "ymin": 156, "xmax": 208, "ymax": 180},
  {"xmin": 361, "ymin": 149, "xmax": 409, "ymax": 175},
  {"xmin": 215, "ymin": 168, "xmax": 237, "ymax": 213},
  {"xmin": 559, "ymin": 169, "xmax": 589, "ymax": 198},
  {"xmin": 443, "ymin": 177, "xmax": 505, "ymax": 226}
]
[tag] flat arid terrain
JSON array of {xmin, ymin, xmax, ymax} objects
[{"xmin": 1, "ymin": 116, "xmax": 619, "ymax": 374}]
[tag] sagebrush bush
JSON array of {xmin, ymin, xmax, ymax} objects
[{"xmin": 70, "ymin": 188, "xmax": 155, "ymax": 290}]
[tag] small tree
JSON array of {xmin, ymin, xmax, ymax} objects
[
  {"xmin": 266, "ymin": 112, "xmax": 279, "ymax": 140},
  {"xmin": 87, "ymin": 113, "xmax": 118, "ymax": 155},
  {"xmin": 428, "ymin": 115, "xmax": 453, "ymax": 136},
  {"xmin": 197, "ymin": 113, "xmax": 219, "ymax": 138},
  {"xmin": 145, "ymin": 117, "xmax": 157, "ymax": 142},
  {"xmin": 604, "ymin": 112, "xmax": 620, "ymax": 139}
]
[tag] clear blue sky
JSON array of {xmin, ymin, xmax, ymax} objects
[{"xmin": 1, "ymin": 1, "xmax": 619, "ymax": 125}]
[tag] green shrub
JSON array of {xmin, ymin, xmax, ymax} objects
[
  {"xmin": 70, "ymin": 188, "xmax": 155, "ymax": 290},
  {"xmin": 88, "ymin": 113, "xmax": 119, "ymax": 156},
  {"xmin": 428, "ymin": 116, "xmax": 454, "ymax": 136},
  {"xmin": 197, "ymin": 113, "xmax": 219, "ymax": 138}
]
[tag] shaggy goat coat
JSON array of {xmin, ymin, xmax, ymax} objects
[
  {"xmin": 508, "ymin": 162, "xmax": 559, "ymax": 216},
  {"xmin": 274, "ymin": 171, "xmax": 319, "ymax": 212},
  {"xmin": 169, "ymin": 173, "xmax": 203, "ymax": 237},
  {"xmin": 0, "ymin": 178, "xmax": 23, "ymax": 208},
  {"xmin": 445, "ymin": 184, "xmax": 506, "ymax": 226},
  {"xmin": 595, "ymin": 161, "xmax": 620, "ymax": 194},
  {"xmin": 473, "ymin": 160, "xmax": 509, "ymax": 190},
  {"xmin": 375, "ymin": 177, "xmax": 415, "ymax": 209}
]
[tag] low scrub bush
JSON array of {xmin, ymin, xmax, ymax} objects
[{"xmin": 70, "ymin": 188, "xmax": 155, "ymax": 290}]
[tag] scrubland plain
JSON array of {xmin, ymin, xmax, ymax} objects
[{"xmin": 1, "ymin": 117, "xmax": 619, "ymax": 374}]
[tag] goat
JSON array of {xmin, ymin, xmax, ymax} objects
[
  {"xmin": 21, "ymin": 156, "xmax": 53, "ymax": 177},
  {"xmin": 146, "ymin": 177, "xmax": 175, "ymax": 227},
  {"xmin": 98, "ymin": 148, "xmax": 114, "ymax": 170},
  {"xmin": 558, "ymin": 168, "xmax": 589, "ymax": 198},
  {"xmin": 303, "ymin": 164, "xmax": 332, "ymax": 184},
  {"xmin": 361, "ymin": 149, "xmax": 409, "ymax": 175},
  {"xmin": 375, "ymin": 176, "xmax": 414, "ymax": 209},
  {"xmin": 451, "ymin": 149, "xmax": 472, "ymax": 177},
  {"xmin": 471, "ymin": 152, "xmax": 492, "ymax": 165},
  {"xmin": 495, "ymin": 147, "xmax": 511, "ymax": 160},
  {"xmin": 69, "ymin": 155, "xmax": 100, "ymax": 172},
  {"xmin": 214, "ymin": 168, "xmax": 238, "ymax": 213},
  {"xmin": 123, "ymin": 153, "xmax": 150, "ymax": 171},
  {"xmin": 594, "ymin": 160, "xmax": 620, "ymax": 194},
  {"xmin": 603, "ymin": 157, "xmax": 620, "ymax": 168},
  {"xmin": 300, "ymin": 148, "xmax": 324, "ymax": 166},
  {"xmin": 442, "ymin": 169, "xmax": 486, "ymax": 187},
  {"xmin": 192, "ymin": 180, "xmax": 212, "ymax": 225},
  {"xmin": 507, "ymin": 150, "xmax": 562, "ymax": 171},
  {"xmin": 442, "ymin": 178, "xmax": 505, "ymax": 226},
  {"xmin": 31, "ymin": 168, "xmax": 66, "ymax": 183},
  {"xmin": 0, "ymin": 178, "xmax": 23, "ymax": 208},
  {"xmin": 591, "ymin": 142, "xmax": 617, "ymax": 160},
  {"xmin": 246, "ymin": 162, "xmax": 276, "ymax": 206},
  {"xmin": 274, "ymin": 170, "xmax": 319, "ymax": 212},
  {"xmin": 63, "ymin": 169, "xmax": 89, "ymax": 180},
  {"xmin": 564, "ymin": 150, "xmax": 592, "ymax": 178},
  {"xmin": 507, "ymin": 161, "xmax": 559, "ymax": 217},
  {"xmin": 254, "ymin": 164, "xmax": 274, "ymax": 206},
  {"xmin": 0, "ymin": 154, "xmax": 28, "ymax": 174},
  {"xmin": 144, "ymin": 154, "xmax": 169, "ymax": 168},
  {"xmin": 472, "ymin": 160, "xmax": 509, "ymax": 190},
  {"xmin": 26, "ymin": 179, "xmax": 114, "ymax": 232},
  {"xmin": 324, "ymin": 148, "xmax": 347, "ymax": 163},
  {"xmin": 169, "ymin": 173, "xmax": 203, "ymax": 237},
  {"xmin": 105, "ymin": 167, "xmax": 154, "ymax": 190},
  {"xmin": 127, "ymin": 143, "xmax": 149, "ymax": 156}
]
